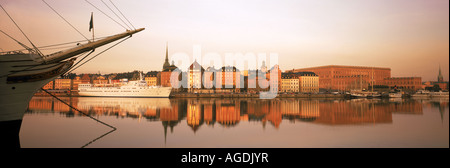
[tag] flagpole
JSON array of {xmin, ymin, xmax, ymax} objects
[{"xmin": 91, "ymin": 12, "xmax": 94, "ymax": 42}]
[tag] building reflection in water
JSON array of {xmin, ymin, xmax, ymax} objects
[{"xmin": 28, "ymin": 97, "xmax": 447, "ymax": 136}]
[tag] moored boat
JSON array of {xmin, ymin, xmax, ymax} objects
[
  {"xmin": 78, "ymin": 73, "xmax": 171, "ymax": 98},
  {"xmin": 430, "ymin": 91, "xmax": 449, "ymax": 98},
  {"xmin": 411, "ymin": 90, "xmax": 431, "ymax": 98}
]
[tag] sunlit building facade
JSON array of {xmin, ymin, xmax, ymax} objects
[
  {"xmin": 298, "ymin": 72, "xmax": 319, "ymax": 93},
  {"xmin": 188, "ymin": 60, "xmax": 204, "ymax": 92},
  {"xmin": 384, "ymin": 77, "xmax": 422, "ymax": 91},
  {"xmin": 288, "ymin": 65, "xmax": 391, "ymax": 91},
  {"xmin": 54, "ymin": 78, "xmax": 72, "ymax": 90},
  {"xmin": 281, "ymin": 72, "xmax": 319, "ymax": 93},
  {"xmin": 145, "ymin": 75, "xmax": 158, "ymax": 86},
  {"xmin": 281, "ymin": 73, "xmax": 299, "ymax": 93}
]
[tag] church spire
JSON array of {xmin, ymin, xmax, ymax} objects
[
  {"xmin": 163, "ymin": 41, "xmax": 170, "ymax": 71},
  {"xmin": 165, "ymin": 41, "xmax": 169, "ymax": 62},
  {"xmin": 438, "ymin": 64, "xmax": 444, "ymax": 82}
]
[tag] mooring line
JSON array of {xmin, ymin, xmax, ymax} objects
[{"xmin": 40, "ymin": 88, "xmax": 117, "ymax": 130}]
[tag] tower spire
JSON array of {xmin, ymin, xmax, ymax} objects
[
  {"xmin": 163, "ymin": 41, "xmax": 170, "ymax": 71},
  {"xmin": 165, "ymin": 41, "xmax": 169, "ymax": 62},
  {"xmin": 438, "ymin": 64, "xmax": 444, "ymax": 82}
]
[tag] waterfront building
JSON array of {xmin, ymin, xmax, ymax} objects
[
  {"xmin": 203, "ymin": 66, "xmax": 217, "ymax": 90},
  {"xmin": 281, "ymin": 73, "xmax": 299, "ymax": 93},
  {"xmin": 422, "ymin": 66, "xmax": 448, "ymax": 91},
  {"xmin": 54, "ymin": 78, "xmax": 72, "ymax": 90},
  {"xmin": 297, "ymin": 72, "xmax": 319, "ymax": 93},
  {"xmin": 267, "ymin": 64, "xmax": 282, "ymax": 92},
  {"xmin": 188, "ymin": 60, "xmax": 205, "ymax": 92},
  {"xmin": 246, "ymin": 70, "xmax": 268, "ymax": 93},
  {"xmin": 80, "ymin": 74, "xmax": 91, "ymax": 84},
  {"xmin": 72, "ymin": 76, "xmax": 82, "ymax": 91},
  {"xmin": 288, "ymin": 65, "xmax": 391, "ymax": 91},
  {"xmin": 145, "ymin": 75, "xmax": 158, "ymax": 86},
  {"xmin": 161, "ymin": 42, "xmax": 179, "ymax": 88},
  {"xmin": 92, "ymin": 75, "xmax": 108, "ymax": 85},
  {"xmin": 245, "ymin": 64, "xmax": 281, "ymax": 93},
  {"xmin": 384, "ymin": 77, "xmax": 422, "ymax": 91},
  {"xmin": 42, "ymin": 80, "xmax": 54, "ymax": 90},
  {"xmin": 218, "ymin": 66, "xmax": 241, "ymax": 93},
  {"xmin": 281, "ymin": 71, "xmax": 319, "ymax": 93}
]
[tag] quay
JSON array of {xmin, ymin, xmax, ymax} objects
[
  {"xmin": 33, "ymin": 90, "xmax": 346, "ymax": 99},
  {"xmin": 170, "ymin": 93, "xmax": 345, "ymax": 99}
]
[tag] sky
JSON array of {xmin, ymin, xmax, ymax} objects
[{"xmin": 1, "ymin": 0, "xmax": 448, "ymax": 81}]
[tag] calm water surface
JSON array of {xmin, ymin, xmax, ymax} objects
[{"xmin": 20, "ymin": 97, "xmax": 449, "ymax": 148}]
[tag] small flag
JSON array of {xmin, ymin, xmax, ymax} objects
[{"xmin": 89, "ymin": 12, "xmax": 93, "ymax": 32}]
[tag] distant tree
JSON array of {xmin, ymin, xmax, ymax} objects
[
  {"xmin": 432, "ymin": 84, "xmax": 442, "ymax": 92},
  {"xmin": 65, "ymin": 73, "xmax": 77, "ymax": 79},
  {"xmin": 425, "ymin": 84, "xmax": 442, "ymax": 92}
]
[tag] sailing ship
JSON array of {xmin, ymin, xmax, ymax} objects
[
  {"xmin": 0, "ymin": 2, "xmax": 144, "ymax": 147},
  {"xmin": 78, "ymin": 73, "xmax": 171, "ymax": 97},
  {"xmin": 350, "ymin": 68, "xmax": 381, "ymax": 98}
]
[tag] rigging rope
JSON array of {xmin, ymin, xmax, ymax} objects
[
  {"xmin": 63, "ymin": 49, "xmax": 95, "ymax": 76},
  {"xmin": 0, "ymin": 29, "xmax": 32, "ymax": 51},
  {"xmin": 85, "ymin": 0, "xmax": 128, "ymax": 30},
  {"xmin": 42, "ymin": 0, "xmax": 90, "ymax": 42},
  {"xmin": 109, "ymin": 0, "xmax": 136, "ymax": 30},
  {"xmin": 40, "ymin": 88, "xmax": 117, "ymax": 134},
  {"xmin": 4, "ymin": 35, "xmax": 111, "ymax": 53},
  {"xmin": 66, "ymin": 36, "xmax": 131, "ymax": 74},
  {"xmin": 101, "ymin": 0, "xmax": 131, "ymax": 30},
  {"xmin": 0, "ymin": 4, "xmax": 44, "ymax": 57}
]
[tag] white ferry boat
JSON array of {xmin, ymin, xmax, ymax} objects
[
  {"xmin": 411, "ymin": 90, "xmax": 431, "ymax": 98},
  {"xmin": 78, "ymin": 74, "xmax": 171, "ymax": 98},
  {"xmin": 430, "ymin": 91, "xmax": 449, "ymax": 98}
]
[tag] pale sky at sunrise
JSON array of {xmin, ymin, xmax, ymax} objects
[{"xmin": 1, "ymin": 0, "xmax": 448, "ymax": 81}]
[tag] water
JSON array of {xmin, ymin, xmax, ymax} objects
[{"xmin": 20, "ymin": 97, "xmax": 449, "ymax": 148}]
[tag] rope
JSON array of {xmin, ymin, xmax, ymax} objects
[
  {"xmin": 1, "ymin": 36, "xmax": 112, "ymax": 53},
  {"xmin": 40, "ymin": 88, "xmax": 117, "ymax": 130},
  {"xmin": 0, "ymin": 29, "xmax": 33, "ymax": 51},
  {"xmin": 40, "ymin": 88, "xmax": 117, "ymax": 148},
  {"xmin": 85, "ymin": 0, "xmax": 128, "ymax": 30},
  {"xmin": 101, "ymin": 0, "xmax": 131, "ymax": 30},
  {"xmin": 109, "ymin": 0, "xmax": 136, "ymax": 30},
  {"xmin": 0, "ymin": 4, "xmax": 44, "ymax": 57},
  {"xmin": 42, "ymin": 0, "xmax": 90, "ymax": 41},
  {"xmin": 67, "ymin": 36, "xmax": 131, "ymax": 74},
  {"xmin": 64, "ymin": 49, "xmax": 95, "ymax": 76}
]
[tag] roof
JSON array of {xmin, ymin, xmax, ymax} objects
[
  {"xmin": 188, "ymin": 60, "xmax": 204, "ymax": 71},
  {"xmin": 282, "ymin": 71, "xmax": 317, "ymax": 78},
  {"xmin": 289, "ymin": 65, "xmax": 391, "ymax": 71}
]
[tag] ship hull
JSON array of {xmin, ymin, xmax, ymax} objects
[{"xmin": 0, "ymin": 53, "xmax": 74, "ymax": 122}]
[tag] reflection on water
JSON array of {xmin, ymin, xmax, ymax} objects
[{"xmin": 22, "ymin": 97, "xmax": 449, "ymax": 148}]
